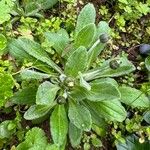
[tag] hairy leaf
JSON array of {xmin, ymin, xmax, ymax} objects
[
  {"xmin": 21, "ymin": 69, "xmax": 51, "ymax": 80},
  {"xmin": 75, "ymin": 3, "xmax": 96, "ymax": 35},
  {"xmin": 74, "ymin": 24, "xmax": 96, "ymax": 49},
  {"xmin": 69, "ymin": 122, "xmax": 82, "ymax": 148},
  {"xmin": 87, "ymin": 79, "xmax": 120, "ymax": 101},
  {"xmin": 8, "ymin": 38, "xmax": 62, "ymax": 73},
  {"xmin": 83, "ymin": 57, "xmax": 135, "ymax": 81},
  {"xmin": 65, "ymin": 46, "xmax": 88, "ymax": 77},
  {"xmin": 36, "ymin": 81, "xmax": 60, "ymax": 105},
  {"xmin": 87, "ymin": 40, "xmax": 105, "ymax": 69},
  {"xmin": 11, "ymin": 86, "xmax": 37, "ymax": 105},
  {"xmin": 86, "ymin": 100, "xmax": 127, "ymax": 122},
  {"xmin": 68, "ymin": 100, "xmax": 92, "ymax": 131},
  {"xmin": 45, "ymin": 29, "xmax": 69, "ymax": 55},
  {"xmin": 119, "ymin": 86, "xmax": 150, "ymax": 108},
  {"xmin": 97, "ymin": 21, "xmax": 111, "ymax": 38},
  {"xmin": 50, "ymin": 105, "xmax": 68, "ymax": 147},
  {"xmin": 24, "ymin": 105, "xmax": 52, "ymax": 120}
]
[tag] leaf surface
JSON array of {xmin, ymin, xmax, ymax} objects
[
  {"xmin": 74, "ymin": 24, "xmax": 96, "ymax": 49},
  {"xmin": 69, "ymin": 122, "xmax": 82, "ymax": 148},
  {"xmin": 119, "ymin": 86, "xmax": 150, "ymax": 108},
  {"xmin": 86, "ymin": 100, "xmax": 127, "ymax": 122},
  {"xmin": 0, "ymin": 72, "xmax": 14, "ymax": 107},
  {"xmin": 65, "ymin": 46, "xmax": 88, "ymax": 77},
  {"xmin": 36, "ymin": 81, "xmax": 60, "ymax": 105},
  {"xmin": 50, "ymin": 105, "xmax": 68, "ymax": 146},
  {"xmin": 145, "ymin": 56, "xmax": 150, "ymax": 71},
  {"xmin": 87, "ymin": 79, "xmax": 120, "ymax": 101},
  {"xmin": 68, "ymin": 101, "xmax": 92, "ymax": 131},
  {"xmin": 24, "ymin": 105, "xmax": 52, "ymax": 120},
  {"xmin": 75, "ymin": 3, "xmax": 96, "ymax": 35},
  {"xmin": 21, "ymin": 69, "xmax": 51, "ymax": 80},
  {"xmin": 83, "ymin": 57, "xmax": 135, "ymax": 81},
  {"xmin": 11, "ymin": 86, "xmax": 37, "ymax": 105},
  {"xmin": 45, "ymin": 29, "xmax": 69, "ymax": 55}
]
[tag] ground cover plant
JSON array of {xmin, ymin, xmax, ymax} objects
[{"xmin": 0, "ymin": 0, "xmax": 150, "ymax": 150}]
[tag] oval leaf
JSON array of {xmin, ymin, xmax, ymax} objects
[
  {"xmin": 86, "ymin": 100, "xmax": 127, "ymax": 122},
  {"xmin": 50, "ymin": 105, "xmax": 68, "ymax": 147},
  {"xmin": 74, "ymin": 23, "xmax": 96, "ymax": 49},
  {"xmin": 68, "ymin": 100, "xmax": 92, "ymax": 131},
  {"xmin": 45, "ymin": 29, "xmax": 69, "ymax": 55},
  {"xmin": 21, "ymin": 69, "xmax": 51, "ymax": 80},
  {"xmin": 83, "ymin": 57, "xmax": 135, "ymax": 81},
  {"xmin": 75, "ymin": 3, "xmax": 96, "ymax": 35},
  {"xmin": 36, "ymin": 81, "xmax": 60, "ymax": 105},
  {"xmin": 11, "ymin": 86, "xmax": 37, "ymax": 105},
  {"xmin": 69, "ymin": 122, "xmax": 82, "ymax": 148},
  {"xmin": 65, "ymin": 46, "xmax": 88, "ymax": 77},
  {"xmin": 24, "ymin": 105, "xmax": 52, "ymax": 120},
  {"xmin": 119, "ymin": 86, "xmax": 150, "ymax": 108},
  {"xmin": 9, "ymin": 38, "xmax": 62, "ymax": 73},
  {"xmin": 87, "ymin": 79, "xmax": 121, "ymax": 101}
]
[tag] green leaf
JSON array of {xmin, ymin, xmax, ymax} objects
[
  {"xmin": 87, "ymin": 21, "xmax": 111, "ymax": 68},
  {"xmin": 24, "ymin": 105, "xmax": 52, "ymax": 120},
  {"xmin": 68, "ymin": 100, "xmax": 92, "ymax": 131},
  {"xmin": 84, "ymin": 101, "xmax": 106, "ymax": 128},
  {"xmin": 91, "ymin": 138, "xmax": 102, "ymax": 148},
  {"xmin": 21, "ymin": 69, "xmax": 51, "ymax": 80},
  {"xmin": 0, "ymin": 0, "xmax": 14, "ymax": 24},
  {"xmin": 118, "ymin": 0, "xmax": 128, "ymax": 4},
  {"xmin": 36, "ymin": 81, "xmax": 60, "ymax": 105},
  {"xmin": 11, "ymin": 86, "xmax": 37, "ymax": 105},
  {"xmin": 9, "ymin": 38, "xmax": 62, "ymax": 73},
  {"xmin": 97, "ymin": 21, "xmax": 111, "ymax": 37},
  {"xmin": 83, "ymin": 57, "xmax": 135, "ymax": 81},
  {"xmin": 0, "ymin": 72, "xmax": 14, "ymax": 107},
  {"xmin": 45, "ymin": 29, "xmax": 69, "ymax": 55},
  {"xmin": 86, "ymin": 100, "xmax": 127, "ymax": 122},
  {"xmin": 87, "ymin": 79, "xmax": 120, "ymax": 101},
  {"xmin": 70, "ymin": 86, "xmax": 89, "ymax": 101},
  {"xmin": 69, "ymin": 122, "xmax": 82, "ymax": 148},
  {"xmin": 24, "ymin": 0, "xmax": 58, "ymax": 16},
  {"xmin": 17, "ymin": 127, "xmax": 48, "ymax": 150},
  {"xmin": 0, "ymin": 120, "xmax": 16, "ymax": 139},
  {"xmin": 74, "ymin": 24, "xmax": 96, "ymax": 49},
  {"xmin": 8, "ymin": 39, "xmax": 53, "ymax": 74},
  {"xmin": 116, "ymin": 135, "xmax": 150, "ymax": 150},
  {"xmin": 75, "ymin": 3, "xmax": 96, "ymax": 35},
  {"xmin": 145, "ymin": 56, "xmax": 150, "ymax": 71},
  {"xmin": 50, "ymin": 105, "xmax": 68, "ymax": 147},
  {"xmin": 0, "ymin": 34, "xmax": 7, "ymax": 55},
  {"xmin": 35, "ymin": 0, "xmax": 58, "ymax": 9},
  {"xmin": 119, "ymin": 86, "xmax": 150, "ymax": 108},
  {"xmin": 46, "ymin": 141, "xmax": 66, "ymax": 150},
  {"xmin": 143, "ymin": 111, "xmax": 150, "ymax": 124},
  {"xmin": 87, "ymin": 40, "xmax": 105, "ymax": 69},
  {"xmin": 65, "ymin": 46, "xmax": 88, "ymax": 77},
  {"xmin": 79, "ymin": 73, "xmax": 91, "ymax": 91}
]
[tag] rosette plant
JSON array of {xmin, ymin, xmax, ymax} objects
[{"xmin": 8, "ymin": 3, "xmax": 149, "ymax": 149}]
